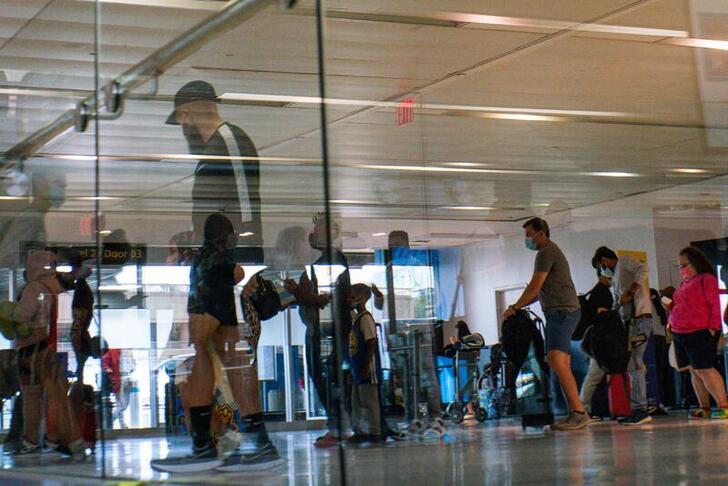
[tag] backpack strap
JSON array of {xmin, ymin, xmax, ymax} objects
[{"xmin": 217, "ymin": 123, "xmax": 253, "ymax": 225}]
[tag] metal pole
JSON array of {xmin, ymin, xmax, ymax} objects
[
  {"xmin": 385, "ymin": 250, "xmax": 397, "ymax": 335},
  {"xmin": 2, "ymin": 0, "xmax": 275, "ymax": 165},
  {"xmin": 412, "ymin": 330, "xmax": 420, "ymax": 418},
  {"xmin": 282, "ymin": 297, "xmax": 295, "ymax": 422}
]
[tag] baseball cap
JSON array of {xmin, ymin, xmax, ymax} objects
[{"xmin": 165, "ymin": 80, "xmax": 218, "ymax": 125}]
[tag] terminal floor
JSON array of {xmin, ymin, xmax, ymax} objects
[{"xmin": 1, "ymin": 414, "xmax": 728, "ymax": 485}]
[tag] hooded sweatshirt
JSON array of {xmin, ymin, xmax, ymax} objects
[{"xmin": 13, "ymin": 250, "xmax": 64, "ymax": 349}]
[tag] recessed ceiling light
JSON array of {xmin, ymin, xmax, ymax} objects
[
  {"xmin": 587, "ymin": 171, "xmax": 640, "ymax": 178},
  {"xmin": 372, "ymin": 232, "xmax": 387, "ymax": 237},
  {"xmin": 672, "ymin": 168, "xmax": 709, "ymax": 174}
]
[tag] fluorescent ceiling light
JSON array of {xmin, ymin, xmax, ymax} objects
[
  {"xmin": 442, "ymin": 206, "xmax": 497, "ymax": 210},
  {"xmin": 330, "ymin": 199, "xmax": 372, "ymax": 205},
  {"xmin": 39, "ymin": 153, "xmax": 318, "ymax": 164},
  {"xmin": 219, "ymin": 92, "xmax": 632, "ymax": 119},
  {"xmin": 0, "ymin": 88, "xmax": 84, "ymax": 98},
  {"xmin": 444, "ymin": 162, "xmax": 486, "ymax": 167},
  {"xmin": 53, "ymin": 155, "xmax": 97, "ymax": 161},
  {"xmin": 320, "ymin": 8, "xmax": 688, "ymax": 39},
  {"xmin": 75, "ymin": 196, "xmax": 120, "ymax": 201},
  {"xmin": 239, "ymin": 232, "xmax": 255, "ymax": 237},
  {"xmin": 77, "ymin": 0, "xmax": 225, "ymax": 10},
  {"xmin": 358, "ymin": 164, "xmax": 644, "ymax": 179},
  {"xmin": 427, "ymin": 11, "xmax": 688, "ymax": 38},
  {"xmin": 372, "ymin": 232, "xmax": 387, "ymax": 237},
  {"xmin": 672, "ymin": 168, "xmax": 709, "ymax": 174},
  {"xmin": 666, "ymin": 38, "xmax": 728, "ymax": 51},
  {"xmin": 489, "ymin": 113, "xmax": 564, "ymax": 122},
  {"xmin": 588, "ymin": 171, "xmax": 640, "ymax": 178},
  {"xmin": 0, "ymin": 196, "xmax": 28, "ymax": 200},
  {"xmin": 356, "ymin": 164, "xmax": 531, "ymax": 175}
]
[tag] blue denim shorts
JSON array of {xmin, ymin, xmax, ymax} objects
[{"xmin": 544, "ymin": 309, "xmax": 581, "ymax": 354}]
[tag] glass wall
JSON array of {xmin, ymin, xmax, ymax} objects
[{"xmin": 1, "ymin": 0, "xmax": 728, "ymax": 484}]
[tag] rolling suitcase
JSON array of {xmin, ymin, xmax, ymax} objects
[
  {"xmin": 607, "ymin": 373, "xmax": 631, "ymax": 419},
  {"xmin": 503, "ymin": 310, "xmax": 553, "ymax": 429}
]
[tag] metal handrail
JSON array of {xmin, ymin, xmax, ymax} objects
[{"xmin": 2, "ymin": 0, "xmax": 291, "ymax": 166}]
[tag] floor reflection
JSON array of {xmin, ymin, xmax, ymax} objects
[{"xmin": 1, "ymin": 416, "xmax": 728, "ymax": 485}]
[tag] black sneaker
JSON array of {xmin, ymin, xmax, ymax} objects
[
  {"xmin": 150, "ymin": 444, "xmax": 222, "ymax": 473},
  {"xmin": 620, "ymin": 410, "xmax": 653, "ymax": 426},
  {"xmin": 346, "ymin": 433, "xmax": 374, "ymax": 444},
  {"xmin": 217, "ymin": 443, "xmax": 284, "ymax": 472}
]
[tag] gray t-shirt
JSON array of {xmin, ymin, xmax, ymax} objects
[{"xmin": 534, "ymin": 242, "xmax": 579, "ymax": 312}]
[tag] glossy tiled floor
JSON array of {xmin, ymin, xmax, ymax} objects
[{"xmin": 2, "ymin": 414, "xmax": 728, "ymax": 485}]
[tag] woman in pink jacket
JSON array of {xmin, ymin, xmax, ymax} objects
[{"xmin": 667, "ymin": 246, "xmax": 728, "ymax": 419}]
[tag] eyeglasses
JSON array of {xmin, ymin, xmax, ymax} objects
[{"xmin": 678, "ymin": 263, "xmax": 690, "ymax": 269}]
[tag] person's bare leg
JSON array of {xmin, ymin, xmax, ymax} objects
[
  {"xmin": 548, "ymin": 350, "xmax": 585, "ymax": 413},
  {"xmin": 694, "ymin": 368, "xmax": 728, "ymax": 407},
  {"xmin": 238, "ymin": 351, "xmax": 260, "ymax": 417},
  {"xmin": 689, "ymin": 369, "xmax": 711, "ymax": 409},
  {"xmin": 186, "ymin": 319, "xmax": 216, "ymax": 408}
]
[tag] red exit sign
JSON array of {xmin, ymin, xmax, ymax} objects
[{"xmin": 396, "ymin": 97, "xmax": 414, "ymax": 126}]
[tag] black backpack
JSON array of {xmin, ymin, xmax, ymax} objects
[
  {"xmin": 582, "ymin": 310, "xmax": 630, "ymax": 374},
  {"xmin": 572, "ymin": 292, "xmax": 595, "ymax": 341},
  {"xmin": 501, "ymin": 310, "xmax": 545, "ymax": 373}
]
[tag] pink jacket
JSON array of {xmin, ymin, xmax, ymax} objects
[{"xmin": 670, "ymin": 273, "xmax": 721, "ymax": 334}]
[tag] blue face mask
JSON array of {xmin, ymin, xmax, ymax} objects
[
  {"xmin": 525, "ymin": 237, "xmax": 538, "ymax": 251},
  {"xmin": 600, "ymin": 265, "xmax": 614, "ymax": 279}
]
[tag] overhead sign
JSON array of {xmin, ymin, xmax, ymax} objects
[{"xmin": 20, "ymin": 242, "xmax": 146, "ymax": 266}]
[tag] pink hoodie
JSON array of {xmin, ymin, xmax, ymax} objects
[
  {"xmin": 670, "ymin": 273, "xmax": 721, "ymax": 334},
  {"xmin": 12, "ymin": 250, "xmax": 64, "ymax": 349}
]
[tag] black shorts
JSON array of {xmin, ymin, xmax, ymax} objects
[{"xmin": 672, "ymin": 329, "xmax": 720, "ymax": 370}]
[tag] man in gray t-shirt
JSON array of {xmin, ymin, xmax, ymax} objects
[
  {"xmin": 534, "ymin": 243, "xmax": 579, "ymax": 312},
  {"xmin": 503, "ymin": 217, "xmax": 588, "ymax": 430}
]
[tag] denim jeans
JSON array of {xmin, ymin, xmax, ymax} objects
[
  {"xmin": 544, "ymin": 309, "xmax": 581, "ymax": 354},
  {"xmin": 628, "ymin": 317, "xmax": 653, "ymax": 411}
]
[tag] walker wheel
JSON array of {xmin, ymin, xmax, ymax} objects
[
  {"xmin": 474, "ymin": 407, "xmax": 487, "ymax": 423},
  {"xmin": 448, "ymin": 402, "xmax": 464, "ymax": 423}
]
